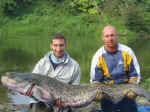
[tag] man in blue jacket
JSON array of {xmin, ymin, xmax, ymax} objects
[{"xmin": 90, "ymin": 25, "xmax": 141, "ymax": 112}]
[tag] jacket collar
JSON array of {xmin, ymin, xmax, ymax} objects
[{"xmin": 45, "ymin": 51, "xmax": 70, "ymax": 64}]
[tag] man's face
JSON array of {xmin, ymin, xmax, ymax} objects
[
  {"xmin": 50, "ymin": 39, "xmax": 66, "ymax": 58},
  {"xmin": 102, "ymin": 27, "xmax": 118, "ymax": 48}
]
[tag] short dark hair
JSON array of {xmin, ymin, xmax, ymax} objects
[{"xmin": 51, "ymin": 33, "xmax": 66, "ymax": 43}]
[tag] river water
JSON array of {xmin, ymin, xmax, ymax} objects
[
  {"xmin": 0, "ymin": 85, "xmax": 32, "ymax": 105},
  {"xmin": 8, "ymin": 92, "xmax": 34, "ymax": 104}
]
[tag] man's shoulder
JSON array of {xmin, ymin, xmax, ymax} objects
[
  {"xmin": 118, "ymin": 43, "xmax": 133, "ymax": 52},
  {"xmin": 118, "ymin": 43, "xmax": 136, "ymax": 56},
  {"xmin": 68, "ymin": 57, "xmax": 79, "ymax": 66},
  {"xmin": 64, "ymin": 53, "xmax": 79, "ymax": 66},
  {"xmin": 118, "ymin": 43, "xmax": 130, "ymax": 48}
]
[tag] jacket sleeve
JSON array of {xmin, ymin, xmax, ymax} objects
[
  {"xmin": 94, "ymin": 65, "xmax": 104, "ymax": 82},
  {"xmin": 128, "ymin": 48, "xmax": 141, "ymax": 84},
  {"xmin": 32, "ymin": 58, "xmax": 48, "ymax": 75},
  {"xmin": 90, "ymin": 49, "xmax": 104, "ymax": 83},
  {"xmin": 70, "ymin": 63, "xmax": 81, "ymax": 85}
]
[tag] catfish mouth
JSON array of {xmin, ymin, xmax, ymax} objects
[
  {"xmin": 1, "ymin": 75, "xmax": 53, "ymax": 101},
  {"xmin": 1, "ymin": 76, "xmax": 17, "ymax": 88},
  {"xmin": 1, "ymin": 75, "xmax": 33, "ymax": 95}
]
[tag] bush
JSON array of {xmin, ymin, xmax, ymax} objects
[{"xmin": 0, "ymin": 0, "xmax": 33, "ymax": 16}]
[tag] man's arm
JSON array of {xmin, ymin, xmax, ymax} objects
[
  {"xmin": 90, "ymin": 51, "xmax": 101, "ymax": 83},
  {"xmin": 90, "ymin": 51, "xmax": 104, "ymax": 83},
  {"xmin": 127, "ymin": 48, "xmax": 141, "ymax": 84},
  {"xmin": 70, "ymin": 63, "xmax": 81, "ymax": 85},
  {"xmin": 32, "ymin": 58, "xmax": 48, "ymax": 75},
  {"xmin": 94, "ymin": 66, "xmax": 104, "ymax": 82},
  {"xmin": 128, "ymin": 59, "xmax": 140, "ymax": 84}
]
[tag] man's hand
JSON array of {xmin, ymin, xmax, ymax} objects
[
  {"xmin": 92, "ymin": 81, "xmax": 103, "ymax": 101},
  {"xmin": 126, "ymin": 90, "xmax": 137, "ymax": 99},
  {"xmin": 92, "ymin": 81, "xmax": 102, "ymax": 86}
]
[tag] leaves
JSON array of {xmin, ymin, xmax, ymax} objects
[
  {"xmin": 0, "ymin": 0, "xmax": 33, "ymax": 16},
  {"xmin": 70, "ymin": 0, "xmax": 104, "ymax": 14}
]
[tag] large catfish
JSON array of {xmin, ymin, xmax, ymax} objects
[{"xmin": 1, "ymin": 72, "xmax": 150, "ymax": 109}]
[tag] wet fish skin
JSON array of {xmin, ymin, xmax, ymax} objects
[
  {"xmin": 95, "ymin": 83, "xmax": 150, "ymax": 104},
  {"xmin": 1, "ymin": 72, "xmax": 150, "ymax": 108},
  {"xmin": 1, "ymin": 72, "xmax": 98, "ymax": 108}
]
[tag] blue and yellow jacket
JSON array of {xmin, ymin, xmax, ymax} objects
[{"xmin": 90, "ymin": 43, "xmax": 141, "ymax": 84}]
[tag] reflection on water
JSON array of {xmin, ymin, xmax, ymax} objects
[
  {"xmin": 0, "ymin": 47, "xmax": 41, "ymax": 111},
  {"xmin": 0, "ymin": 47, "xmax": 35, "ymax": 105},
  {"xmin": 0, "ymin": 86, "xmax": 11, "ymax": 104},
  {"xmin": 8, "ymin": 92, "xmax": 34, "ymax": 105}
]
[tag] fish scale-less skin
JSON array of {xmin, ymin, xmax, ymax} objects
[
  {"xmin": 97, "ymin": 84, "xmax": 150, "ymax": 104},
  {"xmin": 40, "ymin": 78, "xmax": 98, "ymax": 107},
  {"xmin": 1, "ymin": 72, "xmax": 150, "ymax": 109},
  {"xmin": 1, "ymin": 72, "xmax": 98, "ymax": 108}
]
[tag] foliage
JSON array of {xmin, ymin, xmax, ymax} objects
[
  {"xmin": 142, "ymin": 77, "xmax": 150, "ymax": 91},
  {"xmin": 99, "ymin": 0, "xmax": 150, "ymax": 39},
  {"xmin": 70, "ymin": 0, "xmax": 104, "ymax": 15},
  {"xmin": 123, "ymin": 6, "xmax": 150, "ymax": 34},
  {"xmin": 0, "ymin": 0, "xmax": 33, "ymax": 16},
  {"xmin": 0, "ymin": 3, "xmax": 102, "ymax": 82},
  {"xmin": 69, "ymin": 0, "xmax": 147, "ymax": 15}
]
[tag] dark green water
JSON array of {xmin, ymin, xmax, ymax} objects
[{"xmin": 0, "ymin": 48, "xmax": 35, "ymax": 106}]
